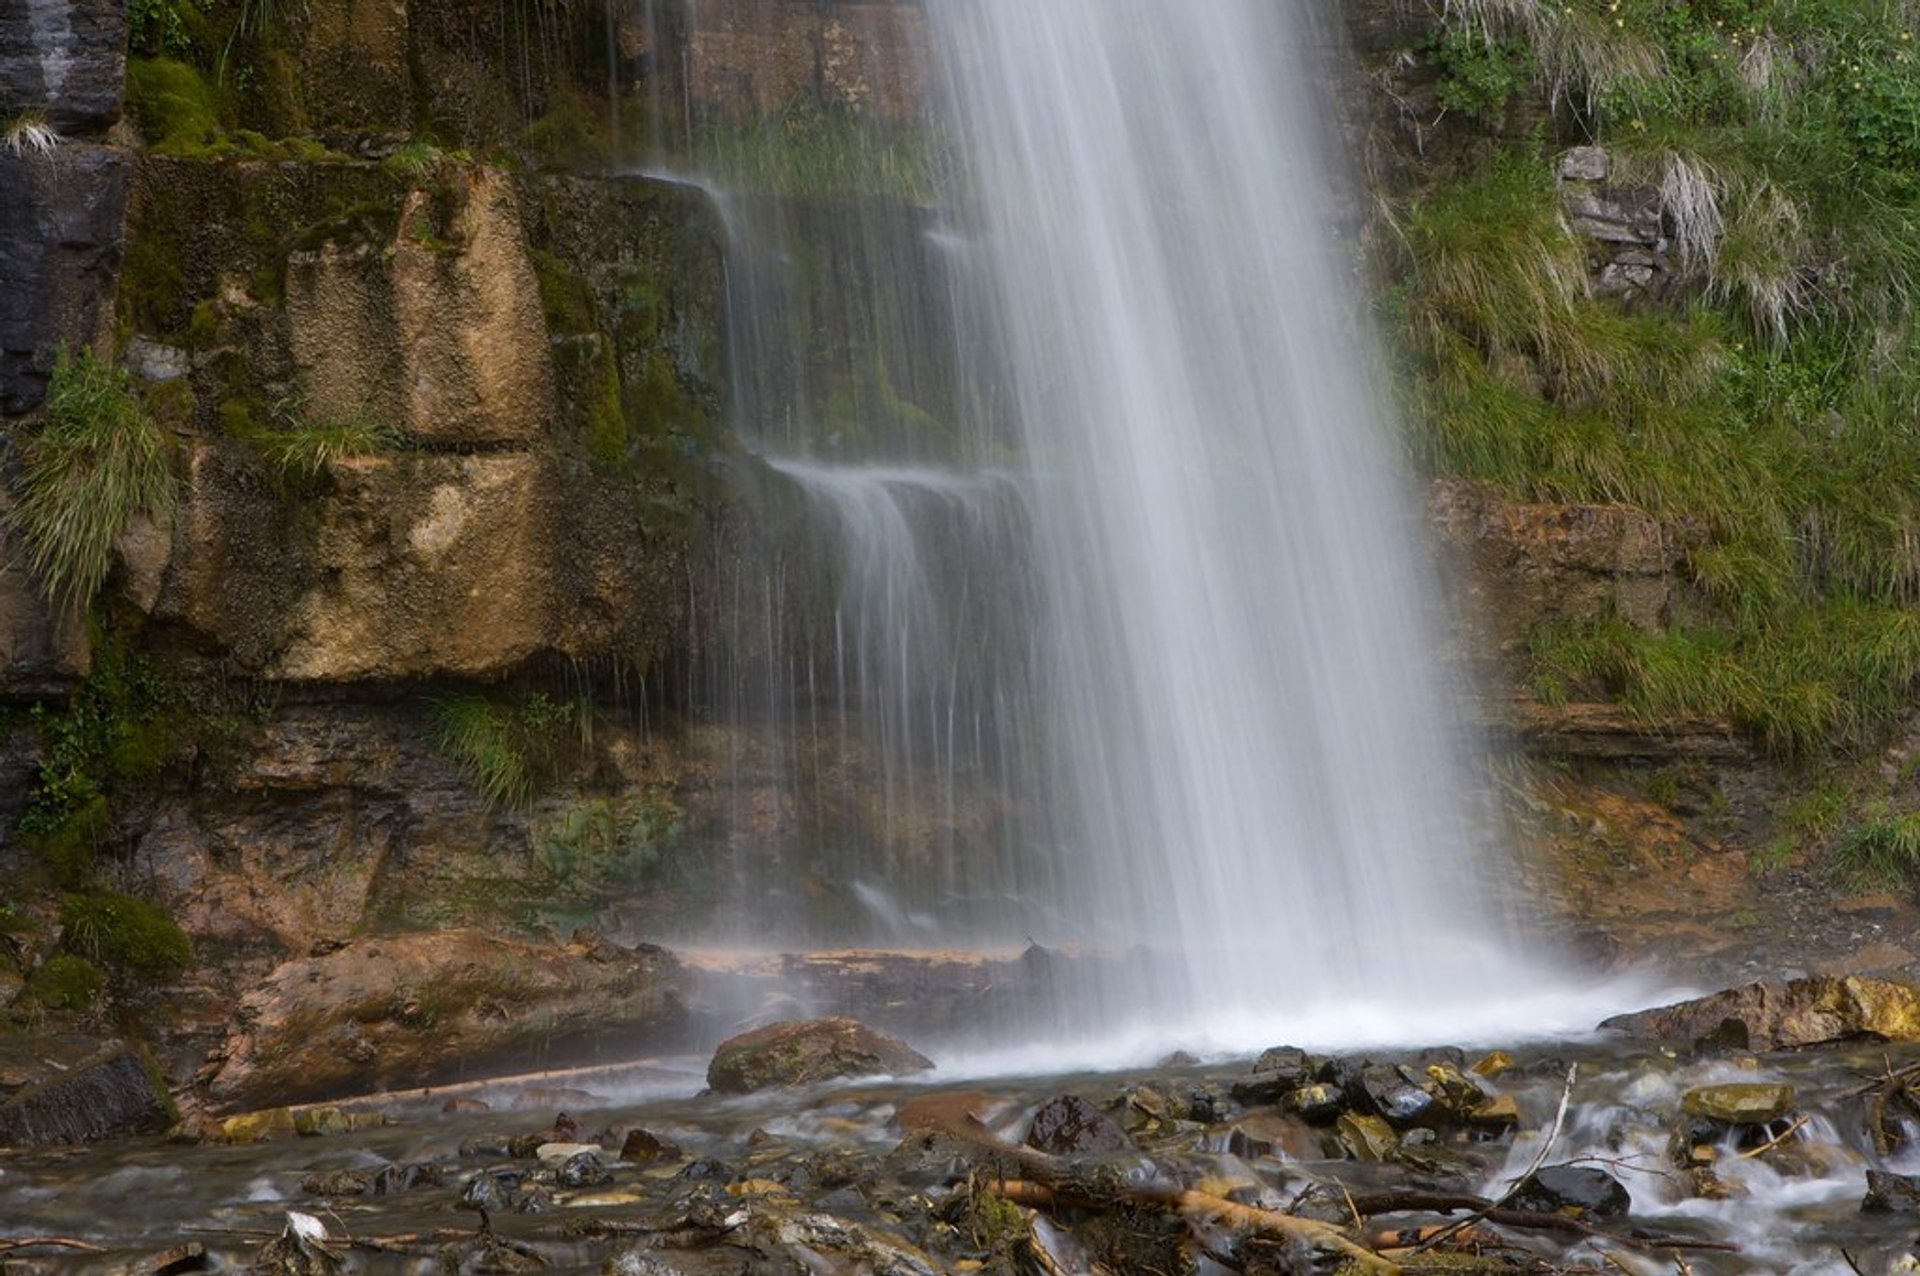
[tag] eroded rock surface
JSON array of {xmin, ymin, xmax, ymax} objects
[{"xmin": 202, "ymin": 930, "xmax": 691, "ymax": 1110}]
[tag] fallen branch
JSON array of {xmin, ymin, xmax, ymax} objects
[
  {"xmin": 985, "ymin": 1179, "xmax": 1398, "ymax": 1274},
  {"xmin": 0, "ymin": 1238, "xmax": 104, "ymax": 1254},
  {"xmin": 1348, "ymin": 1190, "xmax": 1737, "ymax": 1254},
  {"xmin": 1734, "ymin": 1116, "xmax": 1808, "ymax": 1161}
]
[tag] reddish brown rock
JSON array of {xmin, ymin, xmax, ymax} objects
[
  {"xmin": 706, "ymin": 1017, "xmax": 932, "ymax": 1094},
  {"xmin": 1601, "ymin": 975, "xmax": 1920, "ymax": 1052}
]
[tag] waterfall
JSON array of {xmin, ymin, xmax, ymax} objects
[
  {"xmin": 655, "ymin": 0, "xmax": 1600, "ymax": 1053},
  {"xmin": 920, "ymin": 0, "xmax": 1546, "ymax": 1049}
]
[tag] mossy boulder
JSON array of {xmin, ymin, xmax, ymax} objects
[{"xmin": 706, "ymin": 1017, "xmax": 932, "ymax": 1094}]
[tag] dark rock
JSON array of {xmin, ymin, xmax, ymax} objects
[
  {"xmin": 1509, "ymin": 1165, "xmax": 1631, "ymax": 1218},
  {"xmin": 1024, "ymin": 1094, "xmax": 1131, "ymax": 1157},
  {"xmin": 507, "ymin": 1133, "xmax": 545, "ymax": 1159},
  {"xmin": 0, "ymin": 145, "xmax": 128, "ymax": 416},
  {"xmin": 705, "ymin": 1016, "xmax": 932, "ymax": 1094},
  {"xmin": 1601, "ymin": 976, "xmax": 1920, "ymax": 1052},
  {"xmin": 0, "ymin": 1042, "xmax": 169, "ymax": 1146},
  {"xmin": 1156, "ymin": 1050, "xmax": 1200, "ymax": 1068},
  {"xmin": 1354, "ymin": 1063, "xmax": 1435, "ymax": 1128},
  {"xmin": 675, "ymin": 1157, "xmax": 733, "ymax": 1182},
  {"xmin": 1863, "ymin": 1170, "xmax": 1920, "ymax": 1213},
  {"xmin": 618, "ymin": 1127, "xmax": 683, "ymax": 1163},
  {"xmin": 1287, "ymin": 1082, "xmax": 1345, "ymax": 1124},
  {"xmin": 457, "ymin": 1168, "xmax": 526, "ymax": 1214},
  {"xmin": 0, "ymin": 0, "xmax": 127, "ymax": 135},
  {"xmin": 557, "ymin": 1150, "xmax": 609, "ymax": 1188}
]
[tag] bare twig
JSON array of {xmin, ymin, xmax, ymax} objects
[{"xmin": 1408, "ymin": 1062, "xmax": 1578, "ymax": 1257}]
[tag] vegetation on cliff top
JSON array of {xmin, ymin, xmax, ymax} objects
[{"xmin": 1402, "ymin": 0, "xmax": 1920, "ymax": 758}]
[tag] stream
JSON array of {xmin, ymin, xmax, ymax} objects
[{"xmin": 6, "ymin": 1035, "xmax": 1920, "ymax": 1275}]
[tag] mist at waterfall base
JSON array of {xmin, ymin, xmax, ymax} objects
[{"xmin": 650, "ymin": 1, "xmax": 1663, "ymax": 1067}]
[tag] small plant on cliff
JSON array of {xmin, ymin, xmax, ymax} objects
[
  {"xmin": 430, "ymin": 692, "xmax": 590, "ymax": 811},
  {"xmin": 10, "ymin": 349, "xmax": 175, "ymax": 613},
  {"xmin": 60, "ymin": 892, "xmax": 191, "ymax": 979},
  {"xmin": 3, "ymin": 110, "xmax": 61, "ymax": 157},
  {"xmin": 256, "ymin": 412, "xmax": 400, "ymax": 483},
  {"xmin": 1826, "ymin": 805, "xmax": 1920, "ymax": 892}
]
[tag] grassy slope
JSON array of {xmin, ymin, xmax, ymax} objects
[{"xmin": 1394, "ymin": 0, "xmax": 1920, "ymax": 760}]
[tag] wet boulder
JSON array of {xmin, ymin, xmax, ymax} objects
[
  {"xmin": 619, "ymin": 1127, "xmax": 684, "ymax": 1163},
  {"xmin": 1354, "ymin": 1063, "xmax": 1435, "ymax": 1128},
  {"xmin": 558, "ymin": 1149, "xmax": 611, "ymax": 1188},
  {"xmin": 1286, "ymin": 1082, "xmax": 1345, "ymax": 1124},
  {"xmin": 1509, "ymin": 1165, "xmax": 1631, "ymax": 1218},
  {"xmin": 706, "ymin": 1017, "xmax": 932, "ymax": 1094},
  {"xmin": 1024, "ymin": 1094, "xmax": 1131, "ymax": 1156},
  {"xmin": 1682, "ymin": 1082, "xmax": 1795, "ymax": 1125},
  {"xmin": 1600, "ymin": 976, "xmax": 1920, "ymax": 1052},
  {"xmin": 1863, "ymin": 1170, "xmax": 1920, "ymax": 1214}
]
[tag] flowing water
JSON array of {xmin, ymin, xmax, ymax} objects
[
  {"xmin": 661, "ymin": 0, "xmax": 1613, "ymax": 1053},
  {"xmin": 1, "ymin": 1043, "xmax": 1910, "ymax": 1273}
]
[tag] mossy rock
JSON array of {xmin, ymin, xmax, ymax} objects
[{"xmin": 28, "ymin": 954, "xmax": 106, "ymax": 1010}]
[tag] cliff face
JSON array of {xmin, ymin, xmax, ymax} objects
[{"xmin": 1, "ymin": 0, "xmax": 1891, "ymax": 1090}]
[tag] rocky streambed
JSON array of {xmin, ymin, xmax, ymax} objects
[{"xmin": 10, "ymin": 982, "xmax": 1920, "ymax": 1274}]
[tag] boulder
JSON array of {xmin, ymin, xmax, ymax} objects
[
  {"xmin": 1864, "ymin": 1170, "xmax": 1920, "ymax": 1214},
  {"xmin": 201, "ymin": 930, "xmax": 691, "ymax": 1110},
  {"xmin": 1682, "ymin": 1083, "xmax": 1795, "ymax": 1125},
  {"xmin": 1509, "ymin": 1165, "xmax": 1631, "ymax": 1218},
  {"xmin": 0, "ymin": 1041, "xmax": 170, "ymax": 1146},
  {"xmin": 1601, "ymin": 976, "xmax": 1920, "ymax": 1052},
  {"xmin": 1022, "ymin": 1094, "xmax": 1130, "ymax": 1157},
  {"xmin": 705, "ymin": 1017, "xmax": 932, "ymax": 1094}
]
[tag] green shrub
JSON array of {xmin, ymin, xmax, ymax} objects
[
  {"xmin": 30, "ymin": 954, "xmax": 106, "ymax": 1011},
  {"xmin": 60, "ymin": 892, "xmax": 191, "ymax": 978},
  {"xmin": 125, "ymin": 57, "xmax": 221, "ymax": 153},
  {"xmin": 10, "ymin": 349, "xmax": 175, "ymax": 613}
]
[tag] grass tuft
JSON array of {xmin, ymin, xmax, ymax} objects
[
  {"xmin": 10, "ymin": 348, "xmax": 175, "ymax": 613},
  {"xmin": 1826, "ymin": 805, "xmax": 1920, "ymax": 892}
]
